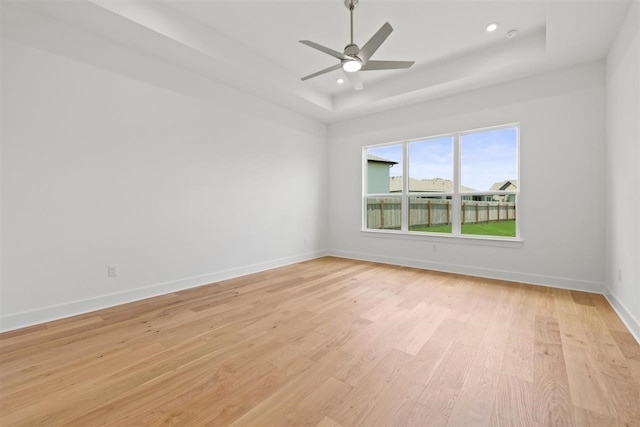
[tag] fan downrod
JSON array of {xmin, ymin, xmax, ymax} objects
[{"xmin": 345, "ymin": 0, "xmax": 359, "ymax": 44}]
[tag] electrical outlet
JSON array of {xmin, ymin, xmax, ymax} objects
[
  {"xmin": 618, "ymin": 269, "xmax": 622, "ymax": 281},
  {"xmin": 107, "ymin": 265, "xmax": 118, "ymax": 277}
]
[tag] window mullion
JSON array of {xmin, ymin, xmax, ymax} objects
[
  {"xmin": 452, "ymin": 134, "xmax": 461, "ymax": 236},
  {"xmin": 401, "ymin": 141, "xmax": 409, "ymax": 232}
]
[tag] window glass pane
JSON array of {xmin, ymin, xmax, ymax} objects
[
  {"xmin": 460, "ymin": 127, "xmax": 517, "ymax": 193},
  {"xmin": 460, "ymin": 198, "xmax": 517, "ymax": 237},
  {"xmin": 408, "ymin": 137, "xmax": 453, "ymax": 193},
  {"xmin": 365, "ymin": 196, "xmax": 401, "ymax": 230},
  {"xmin": 366, "ymin": 145, "xmax": 403, "ymax": 194},
  {"xmin": 409, "ymin": 196, "xmax": 452, "ymax": 234}
]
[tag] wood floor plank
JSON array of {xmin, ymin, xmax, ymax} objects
[
  {"xmin": 329, "ymin": 348, "xmax": 415, "ymax": 426},
  {"xmin": 187, "ymin": 355, "xmax": 314, "ymax": 426},
  {"xmin": 445, "ymin": 284, "xmax": 515, "ymax": 427},
  {"xmin": 570, "ymin": 406, "xmax": 618, "ymax": 427},
  {"xmin": 408, "ymin": 342, "xmax": 476, "ymax": 426},
  {"xmin": 276, "ymin": 376, "xmax": 352, "ymax": 427},
  {"xmin": 533, "ymin": 315, "xmax": 574, "ymax": 427},
  {"xmin": 398, "ymin": 317, "xmax": 462, "ymax": 385},
  {"xmin": 489, "ymin": 374, "xmax": 534, "ymax": 427},
  {"xmin": 315, "ymin": 415, "xmax": 344, "ymax": 427},
  {"xmin": 353, "ymin": 372, "xmax": 425, "ymax": 426},
  {"xmin": 394, "ymin": 303, "xmax": 450, "ymax": 355},
  {"xmin": 611, "ymin": 330, "xmax": 640, "ymax": 361},
  {"xmin": 106, "ymin": 352, "xmax": 279, "ymax": 426},
  {"xmin": 557, "ymin": 311, "xmax": 618, "ymax": 417},
  {"xmin": 569, "ymin": 290, "xmax": 596, "ymax": 307},
  {"xmin": 1, "ymin": 257, "xmax": 639, "ymax": 426},
  {"xmin": 591, "ymin": 294, "xmax": 631, "ymax": 333},
  {"xmin": 335, "ymin": 307, "xmax": 415, "ymax": 386},
  {"xmin": 501, "ymin": 286, "xmax": 535, "ymax": 383},
  {"xmin": 229, "ymin": 349, "xmax": 354, "ymax": 426}
]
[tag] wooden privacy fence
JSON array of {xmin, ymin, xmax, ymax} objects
[
  {"xmin": 367, "ymin": 198, "xmax": 402, "ymax": 229},
  {"xmin": 460, "ymin": 201, "xmax": 516, "ymax": 225},
  {"xmin": 410, "ymin": 198, "xmax": 451, "ymax": 227},
  {"xmin": 366, "ymin": 198, "xmax": 516, "ymax": 229}
]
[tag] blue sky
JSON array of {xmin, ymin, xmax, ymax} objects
[
  {"xmin": 461, "ymin": 127, "xmax": 518, "ymax": 191},
  {"xmin": 410, "ymin": 136, "xmax": 453, "ymax": 182},
  {"xmin": 367, "ymin": 127, "xmax": 517, "ymax": 191}
]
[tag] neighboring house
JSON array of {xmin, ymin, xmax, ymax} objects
[
  {"xmin": 490, "ymin": 179, "xmax": 518, "ymax": 191},
  {"xmin": 489, "ymin": 180, "xmax": 518, "ymax": 202},
  {"xmin": 367, "ymin": 155, "xmax": 398, "ymax": 193},
  {"xmin": 390, "ymin": 176, "xmax": 476, "ymax": 196}
]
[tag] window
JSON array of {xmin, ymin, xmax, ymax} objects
[{"xmin": 364, "ymin": 125, "xmax": 519, "ymax": 239}]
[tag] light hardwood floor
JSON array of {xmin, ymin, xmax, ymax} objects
[{"xmin": 1, "ymin": 257, "xmax": 639, "ymax": 426}]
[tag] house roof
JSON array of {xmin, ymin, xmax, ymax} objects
[
  {"xmin": 489, "ymin": 180, "xmax": 518, "ymax": 191},
  {"xmin": 390, "ymin": 177, "xmax": 477, "ymax": 193},
  {"xmin": 367, "ymin": 155, "xmax": 398, "ymax": 165}
]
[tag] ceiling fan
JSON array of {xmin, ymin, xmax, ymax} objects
[{"xmin": 300, "ymin": 0, "xmax": 414, "ymax": 91}]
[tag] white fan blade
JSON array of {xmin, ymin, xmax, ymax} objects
[
  {"xmin": 300, "ymin": 40, "xmax": 350, "ymax": 61},
  {"xmin": 301, "ymin": 63, "xmax": 342, "ymax": 81},
  {"xmin": 361, "ymin": 60, "xmax": 414, "ymax": 71},
  {"xmin": 358, "ymin": 22, "xmax": 393, "ymax": 63},
  {"xmin": 343, "ymin": 70, "xmax": 363, "ymax": 90}
]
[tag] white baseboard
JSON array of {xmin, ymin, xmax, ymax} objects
[
  {"xmin": 0, "ymin": 250, "xmax": 328, "ymax": 333},
  {"xmin": 328, "ymin": 249, "xmax": 604, "ymax": 293},
  {"xmin": 603, "ymin": 288, "xmax": 640, "ymax": 344}
]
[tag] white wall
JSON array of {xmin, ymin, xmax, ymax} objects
[
  {"xmin": 605, "ymin": 1, "xmax": 640, "ymax": 339},
  {"xmin": 0, "ymin": 18, "xmax": 328, "ymax": 331},
  {"xmin": 328, "ymin": 62, "xmax": 606, "ymax": 293}
]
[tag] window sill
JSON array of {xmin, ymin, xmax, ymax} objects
[{"xmin": 360, "ymin": 229, "xmax": 524, "ymax": 248}]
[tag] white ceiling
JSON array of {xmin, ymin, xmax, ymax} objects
[{"xmin": 2, "ymin": 0, "xmax": 633, "ymax": 123}]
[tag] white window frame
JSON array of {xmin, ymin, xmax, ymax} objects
[{"xmin": 362, "ymin": 124, "xmax": 520, "ymax": 242}]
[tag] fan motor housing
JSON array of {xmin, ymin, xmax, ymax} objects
[{"xmin": 344, "ymin": 43, "xmax": 359, "ymax": 56}]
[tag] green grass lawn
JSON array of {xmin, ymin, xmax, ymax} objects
[{"xmin": 410, "ymin": 220, "xmax": 516, "ymax": 237}]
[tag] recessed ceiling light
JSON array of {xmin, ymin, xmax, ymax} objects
[
  {"xmin": 336, "ymin": 78, "xmax": 345, "ymax": 84},
  {"xmin": 486, "ymin": 22, "xmax": 499, "ymax": 32}
]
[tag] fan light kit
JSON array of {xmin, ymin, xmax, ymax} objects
[
  {"xmin": 343, "ymin": 60, "xmax": 362, "ymax": 72},
  {"xmin": 299, "ymin": 0, "xmax": 414, "ymax": 90}
]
